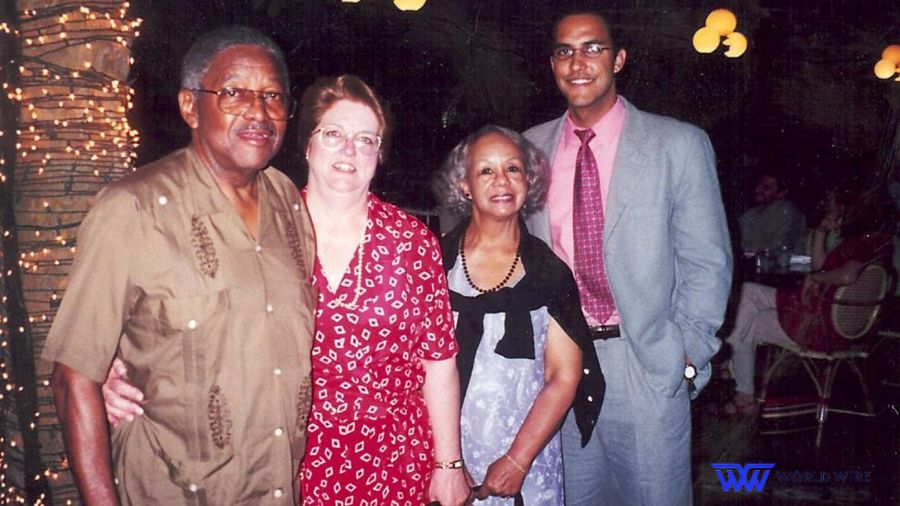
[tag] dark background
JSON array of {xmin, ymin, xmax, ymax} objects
[{"xmin": 126, "ymin": 0, "xmax": 900, "ymax": 222}]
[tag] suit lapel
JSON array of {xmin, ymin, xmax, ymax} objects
[
  {"xmin": 605, "ymin": 100, "xmax": 650, "ymax": 240},
  {"xmin": 526, "ymin": 114, "xmax": 567, "ymax": 242},
  {"xmin": 541, "ymin": 115, "xmax": 566, "ymax": 167}
]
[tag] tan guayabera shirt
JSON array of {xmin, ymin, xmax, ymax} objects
[{"xmin": 42, "ymin": 146, "xmax": 316, "ymax": 505}]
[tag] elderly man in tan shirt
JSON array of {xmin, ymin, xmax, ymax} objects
[{"xmin": 42, "ymin": 27, "xmax": 316, "ymax": 505}]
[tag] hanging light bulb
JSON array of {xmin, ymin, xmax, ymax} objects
[
  {"xmin": 723, "ymin": 32, "xmax": 748, "ymax": 58},
  {"xmin": 394, "ymin": 0, "xmax": 426, "ymax": 11},
  {"xmin": 874, "ymin": 44, "xmax": 900, "ymax": 80},
  {"xmin": 706, "ymin": 9, "xmax": 737, "ymax": 36},
  {"xmin": 692, "ymin": 8, "xmax": 747, "ymax": 58},
  {"xmin": 692, "ymin": 27, "xmax": 720, "ymax": 53},
  {"xmin": 873, "ymin": 59, "xmax": 896, "ymax": 79}
]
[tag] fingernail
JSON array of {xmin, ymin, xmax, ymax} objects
[{"xmin": 136, "ymin": 406, "xmax": 144, "ymax": 415}]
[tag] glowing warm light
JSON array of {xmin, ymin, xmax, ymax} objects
[
  {"xmin": 874, "ymin": 58, "xmax": 897, "ymax": 79},
  {"xmin": 883, "ymin": 44, "xmax": 900, "ymax": 63},
  {"xmin": 394, "ymin": 0, "xmax": 426, "ymax": 11},
  {"xmin": 875, "ymin": 44, "xmax": 900, "ymax": 80},
  {"xmin": 1, "ymin": 2, "xmax": 142, "ymax": 500},
  {"xmin": 693, "ymin": 8, "xmax": 747, "ymax": 58},
  {"xmin": 723, "ymin": 32, "xmax": 748, "ymax": 58},
  {"xmin": 706, "ymin": 9, "xmax": 737, "ymax": 36},
  {"xmin": 692, "ymin": 27, "xmax": 720, "ymax": 53}
]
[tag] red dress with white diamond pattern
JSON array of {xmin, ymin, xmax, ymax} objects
[{"xmin": 300, "ymin": 195, "xmax": 458, "ymax": 505}]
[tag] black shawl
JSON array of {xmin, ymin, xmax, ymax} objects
[{"xmin": 441, "ymin": 218, "xmax": 604, "ymax": 447}]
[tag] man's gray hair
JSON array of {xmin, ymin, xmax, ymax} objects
[
  {"xmin": 180, "ymin": 26, "xmax": 289, "ymax": 90},
  {"xmin": 433, "ymin": 125, "xmax": 549, "ymax": 218}
]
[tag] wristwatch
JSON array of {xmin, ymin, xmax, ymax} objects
[{"xmin": 684, "ymin": 364, "xmax": 698, "ymax": 381}]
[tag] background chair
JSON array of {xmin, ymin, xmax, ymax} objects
[{"xmin": 757, "ymin": 263, "xmax": 890, "ymax": 446}]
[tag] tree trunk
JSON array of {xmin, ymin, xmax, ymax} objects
[{"xmin": 3, "ymin": 1, "xmax": 138, "ymax": 503}]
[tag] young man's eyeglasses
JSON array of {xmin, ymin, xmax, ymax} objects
[
  {"xmin": 311, "ymin": 125, "xmax": 382, "ymax": 156},
  {"xmin": 189, "ymin": 87, "xmax": 294, "ymax": 120},
  {"xmin": 552, "ymin": 42, "xmax": 611, "ymax": 61}
]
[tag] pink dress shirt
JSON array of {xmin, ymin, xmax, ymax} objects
[{"xmin": 546, "ymin": 97, "xmax": 627, "ymax": 326}]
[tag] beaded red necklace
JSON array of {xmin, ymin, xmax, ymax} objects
[{"xmin": 459, "ymin": 232, "xmax": 521, "ymax": 294}]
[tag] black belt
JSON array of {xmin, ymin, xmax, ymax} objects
[{"xmin": 589, "ymin": 324, "xmax": 621, "ymax": 341}]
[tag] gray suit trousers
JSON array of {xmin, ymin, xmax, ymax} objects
[{"xmin": 561, "ymin": 338, "xmax": 692, "ymax": 506}]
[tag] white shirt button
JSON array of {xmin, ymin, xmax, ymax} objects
[
  {"xmin": 587, "ymin": 395, "xmax": 594, "ymax": 402},
  {"xmin": 293, "ymin": 203, "xmax": 300, "ymax": 211},
  {"xmin": 188, "ymin": 483, "xmax": 198, "ymax": 492},
  {"xmin": 255, "ymin": 245, "xmax": 263, "ymax": 253},
  {"xmin": 583, "ymin": 368, "xmax": 590, "ymax": 375},
  {"xmin": 187, "ymin": 319, "xmax": 198, "ymax": 330},
  {"xmin": 274, "ymin": 427, "xmax": 284, "ymax": 437},
  {"xmin": 274, "ymin": 368, "xmax": 282, "ymax": 376},
  {"xmin": 157, "ymin": 196, "xmax": 168, "ymax": 206},
  {"xmin": 266, "ymin": 303, "xmax": 274, "ymax": 313},
  {"xmin": 273, "ymin": 488, "xmax": 284, "ymax": 498}
]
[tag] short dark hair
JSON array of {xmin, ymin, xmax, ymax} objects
[
  {"xmin": 551, "ymin": 9, "xmax": 625, "ymax": 53},
  {"xmin": 757, "ymin": 169, "xmax": 788, "ymax": 191},
  {"xmin": 180, "ymin": 26, "xmax": 289, "ymax": 91},
  {"xmin": 296, "ymin": 75, "xmax": 393, "ymax": 164}
]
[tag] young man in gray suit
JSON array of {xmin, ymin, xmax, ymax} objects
[{"xmin": 523, "ymin": 10, "xmax": 732, "ymax": 505}]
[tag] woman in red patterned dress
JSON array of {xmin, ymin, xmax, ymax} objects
[{"xmin": 296, "ymin": 75, "xmax": 471, "ymax": 506}]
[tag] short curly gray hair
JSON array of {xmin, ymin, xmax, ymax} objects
[
  {"xmin": 180, "ymin": 26, "xmax": 289, "ymax": 91},
  {"xmin": 433, "ymin": 125, "xmax": 549, "ymax": 218}
]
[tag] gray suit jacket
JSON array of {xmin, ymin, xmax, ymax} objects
[{"xmin": 524, "ymin": 97, "xmax": 732, "ymax": 397}]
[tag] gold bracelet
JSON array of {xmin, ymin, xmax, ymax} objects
[
  {"xmin": 434, "ymin": 458, "xmax": 464, "ymax": 470},
  {"xmin": 504, "ymin": 453, "xmax": 527, "ymax": 474}
]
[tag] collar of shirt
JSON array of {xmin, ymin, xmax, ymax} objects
[
  {"xmin": 184, "ymin": 145, "xmax": 267, "ymax": 218},
  {"xmin": 561, "ymin": 96, "xmax": 628, "ymax": 154}
]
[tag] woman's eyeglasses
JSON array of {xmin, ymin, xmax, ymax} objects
[{"xmin": 311, "ymin": 125, "xmax": 382, "ymax": 156}]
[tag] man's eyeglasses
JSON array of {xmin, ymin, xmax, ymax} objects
[
  {"xmin": 552, "ymin": 43, "xmax": 611, "ymax": 61},
  {"xmin": 311, "ymin": 125, "xmax": 382, "ymax": 156},
  {"xmin": 190, "ymin": 87, "xmax": 294, "ymax": 120}
]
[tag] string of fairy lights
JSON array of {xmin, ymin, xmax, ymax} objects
[{"xmin": 0, "ymin": 1, "xmax": 140, "ymax": 504}]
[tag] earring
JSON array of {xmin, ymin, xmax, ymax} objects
[{"xmin": 464, "ymin": 192, "xmax": 471, "ymax": 200}]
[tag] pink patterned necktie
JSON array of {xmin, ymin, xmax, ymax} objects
[{"xmin": 573, "ymin": 128, "xmax": 615, "ymax": 322}]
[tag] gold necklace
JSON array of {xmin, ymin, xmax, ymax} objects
[
  {"xmin": 460, "ymin": 232, "xmax": 521, "ymax": 294},
  {"xmin": 332, "ymin": 232, "xmax": 366, "ymax": 310}
]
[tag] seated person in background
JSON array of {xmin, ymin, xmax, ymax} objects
[
  {"xmin": 432, "ymin": 125, "xmax": 603, "ymax": 504},
  {"xmin": 739, "ymin": 170, "xmax": 807, "ymax": 254},
  {"xmin": 804, "ymin": 187, "xmax": 850, "ymax": 256},
  {"xmin": 724, "ymin": 191, "xmax": 894, "ymax": 415}
]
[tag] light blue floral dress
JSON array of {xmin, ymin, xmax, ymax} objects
[{"xmin": 448, "ymin": 257, "xmax": 564, "ymax": 505}]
